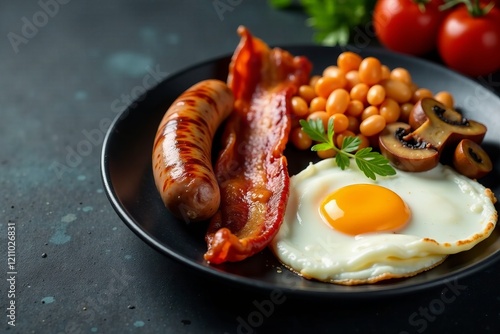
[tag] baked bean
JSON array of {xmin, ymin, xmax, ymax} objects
[
  {"xmin": 309, "ymin": 96, "xmax": 327, "ymax": 112},
  {"xmin": 326, "ymin": 89, "xmax": 350, "ymax": 115},
  {"xmin": 291, "ymin": 96, "xmax": 309, "ymax": 117},
  {"xmin": 360, "ymin": 114, "xmax": 386, "ymax": 137},
  {"xmin": 290, "ymin": 127, "xmax": 313, "ymax": 150},
  {"xmin": 367, "ymin": 84, "xmax": 386, "ymax": 106},
  {"xmin": 337, "ymin": 51, "xmax": 362, "ymax": 72},
  {"xmin": 359, "ymin": 57, "xmax": 383, "ymax": 86},
  {"xmin": 298, "ymin": 85, "xmax": 316, "ymax": 104},
  {"xmin": 379, "ymin": 98, "xmax": 401, "ymax": 124},
  {"xmin": 434, "ymin": 91, "xmax": 454, "ymax": 109},
  {"xmin": 381, "ymin": 79, "xmax": 412, "ymax": 103},
  {"xmin": 350, "ymin": 83, "xmax": 370, "ymax": 105}
]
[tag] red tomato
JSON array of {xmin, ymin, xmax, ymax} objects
[
  {"xmin": 437, "ymin": 5, "xmax": 500, "ymax": 76},
  {"xmin": 373, "ymin": 0, "xmax": 446, "ymax": 56}
]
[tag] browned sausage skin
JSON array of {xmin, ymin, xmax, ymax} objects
[{"xmin": 152, "ymin": 79, "xmax": 234, "ymax": 222}]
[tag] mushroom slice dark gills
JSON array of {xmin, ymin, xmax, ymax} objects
[
  {"xmin": 379, "ymin": 98, "xmax": 491, "ymax": 176},
  {"xmin": 453, "ymin": 139, "xmax": 493, "ymax": 179},
  {"xmin": 408, "ymin": 98, "xmax": 487, "ymax": 151},
  {"xmin": 379, "ymin": 122, "xmax": 440, "ymax": 172}
]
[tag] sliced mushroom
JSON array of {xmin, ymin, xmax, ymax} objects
[
  {"xmin": 453, "ymin": 139, "xmax": 493, "ymax": 179},
  {"xmin": 406, "ymin": 98, "xmax": 487, "ymax": 151},
  {"xmin": 379, "ymin": 122, "xmax": 440, "ymax": 172},
  {"xmin": 409, "ymin": 97, "xmax": 465, "ymax": 130}
]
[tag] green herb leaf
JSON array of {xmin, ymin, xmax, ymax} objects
[
  {"xmin": 341, "ymin": 136, "xmax": 361, "ymax": 153},
  {"xmin": 311, "ymin": 142, "xmax": 332, "ymax": 151},
  {"xmin": 326, "ymin": 117, "xmax": 334, "ymax": 144},
  {"xmin": 299, "ymin": 0, "xmax": 377, "ymax": 46},
  {"xmin": 299, "ymin": 119, "xmax": 328, "ymax": 143},
  {"xmin": 335, "ymin": 152, "xmax": 350, "ymax": 170},
  {"xmin": 354, "ymin": 148, "xmax": 397, "ymax": 180},
  {"xmin": 300, "ymin": 118, "xmax": 396, "ymax": 180}
]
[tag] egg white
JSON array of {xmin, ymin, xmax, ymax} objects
[{"xmin": 270, "ymin": 158, "xmax": 498, "ymax": 285}]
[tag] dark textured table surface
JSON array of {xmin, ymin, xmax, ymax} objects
[{"xmin": 2, "ymin": 1, "xmax": 500, "ymax": 333}]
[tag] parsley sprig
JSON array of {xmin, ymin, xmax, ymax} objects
[
  {"xmin": 268, "ymin": 0, "xmax": 376, "ymax": 46},
  {"xmin": 300, "ymin": 118, "xmax": 396, "ymax": 180}
]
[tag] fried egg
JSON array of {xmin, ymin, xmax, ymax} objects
[{"xmin": 270, "ymin": 158, "xmax": 497, "ymax": 285}]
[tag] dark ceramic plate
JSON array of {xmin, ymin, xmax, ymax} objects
[{"xmin": 101, "ymin": 46, "xmax": 500, "ymax": 298}]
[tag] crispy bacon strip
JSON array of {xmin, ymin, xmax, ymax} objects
[{"xmin": 204, "ymin": 26, "xmax": 312, "ymax": 264}]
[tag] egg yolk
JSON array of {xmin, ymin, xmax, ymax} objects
[{"xmin": 319, "ymin": 184, "xmax": 411, "ymax": 235}]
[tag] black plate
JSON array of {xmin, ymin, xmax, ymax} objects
[{"xmin": 101, "ymin": 46, "xmax": 500, "ymax": 298}]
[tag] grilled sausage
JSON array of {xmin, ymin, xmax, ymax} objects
[{"xmin": 152, "ymin": 79, "xmax": 234, "ymax": 222}]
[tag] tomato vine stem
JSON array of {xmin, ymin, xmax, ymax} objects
[{"xmin": 440, "ymin": 0, "xmax": 495, "ymax": 17}]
